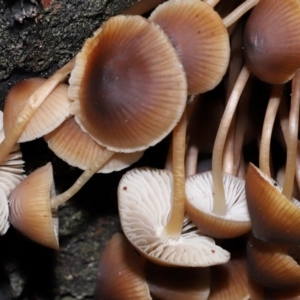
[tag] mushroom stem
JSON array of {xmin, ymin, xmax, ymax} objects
[
  {"xmin": 282, "ymin": 71, "xmax": 300, "ymax": 200},
  {"xmin": 50, "ymin": 149, "xmax": 114, "ymax": 208},
  {"xmin": 222, "ymin": 0, "xmax": 260, "ymax": 28},
  {"xmin": 259, "ymin": 84, "xmax": 283, "ymax": 177},
  {"xmin": 164, "ymin": 107, "xmax": 186, "ymax": 237},
  {"xmin": 185, "ymin": 145, "xmax": 198, "ymax": 177},
  {"xmin": 212, "ymin": 65, "xmax": 250, "ymax": 216},
  {"xmin": 0, "ymin": 58, "xmax": 75, "ymax": 164}
]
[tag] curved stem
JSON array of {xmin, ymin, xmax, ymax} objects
[
  {"xmin": 50, "ymin": 149, "xmax": 114, "ymax": 208},
  {"xmin": 282, "ymin": 71, "xmax": 300, "ymax": 200},
  {"xmin": 0, "ymin": 58, "xmax": 75, "ymax": 164},
  {"xmin": 223, "ymin": 0, "xmax": 260, "ymax": 28},
  {"xmin": 164, "ymin": 108, "xmax": 186, "ymax": 237},
  {"xmin": 223, "ymin": 22, "xmax": 244, "ymax": 175},
  {"xmin": 259, "ymin": 85, "xmax": 283, "ymax": 176},
  {"xmin": 212, "ymin": 65, "xmax": 250, "ymax": 216}
]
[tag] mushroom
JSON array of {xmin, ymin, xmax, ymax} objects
[
  {"xmin": 0, "ymin": 58, "xmax": 74, "ymax": 164},
  {"xmin": 145, "ymin": 260, "xmax": 211, "ymax": 300},
  {"xmin": 8, "ymin": 14, "xmax": 187, "ymax": 248},
  {"xmin": 44, "ymin": 117, "xmax": 144, "ymax": 174},
  {"xmin": 9, "ymin": 163, "xmax": 58, "ymax": 249},
  {"xmin": 95, "ymin": 232, "xmax": 151, "ymax": 300},
  {"xmin": 3, "ymin": 78, "xmax": 70, "ymax": 143}
]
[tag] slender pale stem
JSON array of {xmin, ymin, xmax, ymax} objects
[
  {"xmin": 232, "ymin": 81, "xmax": 251, "ymax": 176},
  {"xmin": 164, "ymin": 108, "xmax": 186, "ymax": 236},
  {"xmin": 0, "ymin": 58, "xmax": 75, "ymax": 164},
  {"xmin": 282, "ymin": 72, "xmax": 300, "ymax": 200},
  {"xmin": 223, "ymin": 0, "xmax": 260, "ymax": 28},
  {"xmin": 259, "ymin": 85, "xmax": 283, "ymax": 177},
  {"xmin": 185, "ymin": 145, "xmax": 198, "ymax": 177},
  {"xmin": 212, "ymin": 65, "xmax": 250, "ymax": 216},
  {"xmin": 223, "ymin": 23, "xmax": 243, "ymax": 175},
  {"xmin": 50, "ymin": 149, "xmax": 115, "ymax": 208}
]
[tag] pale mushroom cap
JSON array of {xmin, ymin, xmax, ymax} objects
[
  {"xmin": 45, "ymin": 117, "xmax": 144, "ymax": 173},
  {"xmin": 3, "ymin": 78, "xmax": 70, "ymax": 142},
  {"xmin": 9, "ymin": 163, "xmax": 59, "ymax": 250},
  {"xmin": 246, "ymin": 163, "xmax": 300, "ymax": 244},
  {"xmin": 185, "ymin": 172, "xmax": 251, "ymax": 238},
  {"xmin": 118, "ymin": 167, "xmax": 230, "ymax": 267},
  {"xmin": 149, "ymin": 0, "xmax": 230, "ymax": 94},
  {"xmin": 69, "ymin": 14, "xmax": 187, "ymax": 153},
  {"xmin": 145, "ymin": 262, "xmax": 210, "ymax": 300},
  {"xmin": 95, "ymin": 232, "xmax": 151, "ymax": 300}
]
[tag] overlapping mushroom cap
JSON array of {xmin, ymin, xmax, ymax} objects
[
  {"xmin": 118, "ymin": 167, "xmax": 230, "ymax": 267},
  {"xmin": 45, "ymin": 117, "xmax": 144, "ymax": 173},
  {"xmin": 149, "ymin": 0, "xmax": 230, "ymax": 95},
  {"xmin": 69, "ymin": 14, "xmax": 187, "ymax": 153},
  {"xmin": 246, "ymin": 163, "xmax": 300, "ymax": 244},
  {"xmin": 3, "ymin": 78, "xmax": 70, "ymax": 143},
  {"xmin": 243, "ymin": 0, "xmax": 300, "ymax": 84}
]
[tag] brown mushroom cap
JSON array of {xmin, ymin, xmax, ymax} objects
[
  {"xmin": 4, "ymin": 78, "xmax": 70, "ymax": 143},
  {"xmin": 69, "ymin": 14, "xmax": 187, "ymax": 153},
  {"xmin": 118, "ymin": 167, "xmax": 230, "ymax": 267},
  {"xmin": 149, "ymin": 0, "xmax": 230, "ymax": 94},
  {"xmin": 210, "ymin": 252, "xmax": 264, "ymax": 300},
  {"xmin": 246, "ymin": 163, "xmax": 300, "ymax": 244},
  {"xmin": 247, "ymin": 234, "xmax": 300, "ymax": 289},
  {"xmin": 45, "ymin": 117, "xmax": 144, "ymax": 173},
  {"xmin": 145, "ymin": 261, "xmax": 210, "ymax": 300},
  {"xmin": 243, "ymin": 0, "xmax": 300, "ymax": 84},
  {"xmin": 185, "ymin": 171, "xmax": 251, "ymax": 238},
  {"xmin": 9, "ymin": 163, "xmax": 58, "ymax": 250},
  {"xmin": 95, "ymin": 232, "xmax": 151, "ymax": 300}
]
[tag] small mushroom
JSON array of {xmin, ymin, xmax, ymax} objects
[
  {"xmin": 9, "ymin": 163, "xmax": 58, "ymax": 249},
  {"xmin": 3, "ymin": 78, "xmax": 70, "ymax": 143},
  {"xmin": 95, "ymin": 232, "xmax": 151, "ymax": 300}
]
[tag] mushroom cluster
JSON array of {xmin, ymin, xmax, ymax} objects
[{"xmin": 3, "ymin": 0, "xmax": 300, "ymax": 298}]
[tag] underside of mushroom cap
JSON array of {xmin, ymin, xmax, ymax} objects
[
  {"xmin": 246, "ymin": 163, "xmax": 300, "ymax": 244},
  {"xmin": 9, "ymin": 163, "xmax": 59, "ymax": 250},
  {"xmin": 45, "ymin": 117, "xmax": 144, "ymax": 173},
  {"xmin": 69, "ymin": 14, "xmax": 187, "ymax": 153},
  {"xmin": 149, "ymin": 0, "xmax": 230, "ymax": 94},
  {"xmin": 0, "ymin": 189, "xmax": 9, "ymax": 235},
  {"xmin": 118, "ymin": 167, "xmax": 230, "ymax": 267},
  {"xmin": 185, "ymin": 172, "xmax": 251, "ymax": 238},
  {"xmin": 3, "ymin": 78, "xmax": 70, "ymax": 143}
]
